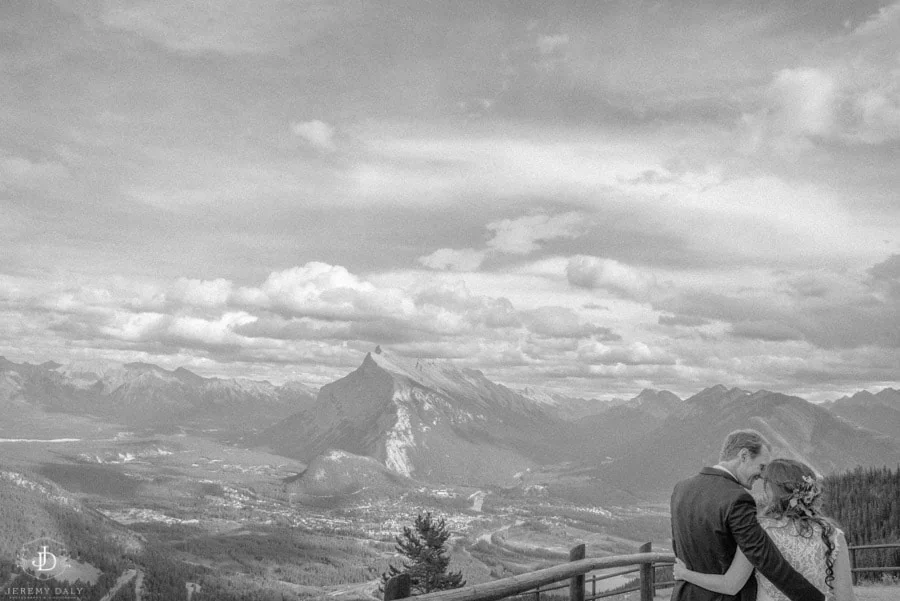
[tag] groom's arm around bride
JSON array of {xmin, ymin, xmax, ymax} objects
[{"xmin": 669, "ymin": 429, "xmax": 824, "ymax": 601}]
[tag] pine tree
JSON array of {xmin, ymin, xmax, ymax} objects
[{"xmin": 380, "ymin": 512, "xmax": 466, "ymax": 595}]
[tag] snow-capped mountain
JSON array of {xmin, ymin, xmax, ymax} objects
[
  {"xmin": 261, "ymin": 348, "xmax": 571, "ymax": 485},
  {"xmin": 0, "ymin": 356, "xmax": 317, "ymax": 432},
  {"xmin": 517, "ymin": 386, "xmax": 612, "ymax": 421}
]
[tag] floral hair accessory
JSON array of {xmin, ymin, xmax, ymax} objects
[{"xmin": 787, "ymin": 475, "xmax": 821, "ymax": 516}]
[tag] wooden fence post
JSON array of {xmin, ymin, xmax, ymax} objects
[
  {"xmin": 639, "ymin": 542, "xmax": 654, "ymax": 601},
  {"xmin": 384, "ymin": 574, "xmax": 411, "ymax": 600},
  {"xmin": 850, "ymin": 547, "xmax": 857, "ymax": 585},
  {"xmin": 569, "ymin": 543, "xmax": 586, "ymax": 601}
]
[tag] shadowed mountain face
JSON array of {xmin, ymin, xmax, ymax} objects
[
  {"xmin": 0, "ymin": 357, "xmax": 317, "ymax": 433},
  {"xmin": 824, "ymin": 389, "xmax": 900, "ymax": 439},
  {"xmin": 594, "ymin": 387, "xmax": 900, "ymax": 498},
  {"xmin": 285, "ymin": 449, "xmax": 415, "ymax": 499},
  {"xmin": 567, "ymin": 388, "xmax": 686, "ymax": 460},
  {"xmin": 262, "ymin": 349, "xmax": 573, "ymax": 485}
]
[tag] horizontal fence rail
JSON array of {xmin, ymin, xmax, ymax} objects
[
  {"xmin": 385, "ymin": 543, "xmax": 676, "ymax": 601},
  {"xmin": 386, "ymin": 541, "xmax": 900, "ymax": 600},
  {"xmin": 849, "ymin": 543, "xmax": 900, "ymax": 584}
]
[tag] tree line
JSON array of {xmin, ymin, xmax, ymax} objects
[{"xmin": 824, "ymin": 464, "xmax": 900, "ymax": 580}]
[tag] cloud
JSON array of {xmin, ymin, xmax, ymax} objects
[
  {"xmin": 852, "ymin": 2, "xmax": 900, "ymax": 37},
  {"xmin": 566, "ymin": 256, "xmax": 656, "ymax": 300},
  {"xmin": 852, "ymin": 89, "xmax": 900, "ymax": 144},
  {"xmin": 740, "ymin": 7, "xmax": 900, "ymax": 151},
  {"xmin": 99, "ymin": 311, "xmax": 169, "ymax": 342},
  {"xmin": 770, "ymin": 68, "xmax": 838, "ymax": 138},
  {"xmin": 537, "ymin": 34, "xmax": 569, "ymax": 55},
  {"xmin": 729, "ymin": 320, "xmax": 804, "ymax": 342},
  {"xmin": 524, "ymin": 306, "xmax": 618, "ymax": 340},
  {"xmin": 1, "ymin": 155, "xmax": 70, "ymax": 189},
  {"xmin": 577, "ymin": 340, "xmax": 675, "ymax": 366},
  {"xmin": 98, "ymin": 0, "xmax": 346, "ymax": 55},
  {"xmin": 868, "ymin": 254, "xmax": 900, "ymax": 282},
  {"xmin": 418, "ymin": 211, "xmax": 589, "ymax": 272},
  {"xmin": 165, "ymin": 312, "xmax": 258, "ymax": 348},
  {"xmin": 487, "ymin": 211, "xmax": 587, "ymax": 255},
  {"xmin": 740, "ymin": 68, "xmax": 838, "ymax": 154},
  {"xmin": 234, "ymin": 262, "xmax": 413, "ymax": 321},
  {"xmin": 418, "ymin": 248, "xmax": 487, "ymax": 272},
  {"xmin": 291, "ymin": 120, "xmax": 336, "ymax": 152},
  {"xmin": 170, "ymin": 278, "xmax": 233, "ymax": 308},
  {"xmin": 658, "ymin": 314, "xmax": 710, "ymax": 327}
]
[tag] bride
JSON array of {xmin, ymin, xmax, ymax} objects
[{"xmin": 674, "ymin": 458, "xmax": 855, "ymax": 601}]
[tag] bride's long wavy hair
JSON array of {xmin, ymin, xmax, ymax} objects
[{"xmin": 760, "ymin": 458, "xmax": 837, "ymax": 591}]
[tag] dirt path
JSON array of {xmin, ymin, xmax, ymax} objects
[
  {"xmin": 98, "ymin": 569, "xmax": 137, "ymax": 601},
  {"xmin": 134, "ymin": 569, "xmax": 144, "ymax": 601}
]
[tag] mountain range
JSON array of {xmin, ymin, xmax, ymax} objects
[
  {"xmin": 0, "ymin": 356, "xmax": 316, "ymax": 434},
  {"xmin": 823, "ymin": 388, "xmax": 900, "ymax": 439},
  {"xmin": 3, "ymin": 350, "xmax": 899, "ymax": 501}
]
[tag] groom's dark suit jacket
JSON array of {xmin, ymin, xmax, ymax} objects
[{"xmin": 670, "ymin": 467, "xmax": 825, "ymax": 601}]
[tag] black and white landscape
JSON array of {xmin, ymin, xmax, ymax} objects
[
  {"xmin": 3, "ymin": 1, "xmax": 900, "ymax": 600},
  {"xmin": 2, "ymin": 350, "xmax": 899, "ymax": 598}
]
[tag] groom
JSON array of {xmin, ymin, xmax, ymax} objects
[{"xmin": 670, "ymin": 429, "xmax": 824, "ymax": 601}]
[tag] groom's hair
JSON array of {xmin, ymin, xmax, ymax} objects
[{"xmin": 719, "ymin": 429, "xmax": 770, "ymax": 461}]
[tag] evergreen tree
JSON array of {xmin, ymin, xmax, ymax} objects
[{"xmin": 380, "ymin": 512, "xmax": 466, "ymax": 595}]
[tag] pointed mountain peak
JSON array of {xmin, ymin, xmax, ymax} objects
[
  {"xmin": 173, "ymin": 366, "xmax": 204, "ymax": 383},
  {"xmin": 360, "ymin": 351, "xmax": 379, "ymax": 369},
  {"xmin": 123, "ymin": 361, "xmax": 165, "ymax": 372},
  {"xmin": 686, "ymin": 385, "xmax": 750, "ymax": 405}
]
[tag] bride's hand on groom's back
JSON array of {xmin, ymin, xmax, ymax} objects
[{"xmin": 673, "ymin": 558, "xmax": 687, "ymax": 580}]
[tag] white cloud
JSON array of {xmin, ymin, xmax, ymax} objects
[
  {"xmin": 171, "ymin": 278, "xmax": 233, "ymax": 308},
  {"xmin": 417, "ymin": 211, "xmax": 589, "ymax": 273},
  {"xmin": 525, "ymin": 306, "xmax": 616, "ymax": 339},
  {"xmin": 100, "ymin": 311, "xmax": 168, "ymax": 342},
  {"xmin": 167, "ymin": 312, "xmax": 257, "ymax": 346},
  {"xmin": 487, "ymin": 211, "xmax": 587, "ymax": 255},
  {"xmin": 740, "ymin": 68, "xmax": 838, "ymax": 154},
  {"xmin": 577, "ymin": 340, "xmax": 675, "ymax": 366},
  {"xmin": 291, "ymin": 120, "xmax": 336, "ymax": 152},
  {"xmin": 235, "ymin": 262, "xmax": 414, "ymax": 321},
  {"xmin": 770, "ymin": 68, "xmax": 838, "ymax": 138},
  {"xmin": 418, "ymin": 248, "xmax": 487, "ymax": 271},
  {"xmin": 566, "ymin": 256, "xmax": 657, "ymax": 300},
  {"xmin": 852, "ymin": 1, "xmax": 900, "ymax": 37}
]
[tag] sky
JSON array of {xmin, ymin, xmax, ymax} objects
[{"xmin": 2, "ymin": 0, "xmax": 900, "ymax": 402}]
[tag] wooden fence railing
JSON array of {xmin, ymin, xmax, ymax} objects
[
  {"xmin": 385, "ymin": 541, "xmax": 900, "ymax": 600},
  {"xmin": 384, "ymin": 542, "xmax": 675, "ymax": 601},
  {"xmin": 849, "ymin": 543, "xmax": 900, "ymax": 584}
]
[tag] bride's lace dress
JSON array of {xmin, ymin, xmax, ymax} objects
[{"xmin": 756, "ymin": 517, "xmax": 838, "ymax": 601}]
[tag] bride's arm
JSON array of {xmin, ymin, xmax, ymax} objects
[
  {"xmin": 673, "ymin": 548, "xmax": 754, "ymax": 596},
  {"xmin": 832, "ymin": 530, "xmax": 856, "ymax": 601}
]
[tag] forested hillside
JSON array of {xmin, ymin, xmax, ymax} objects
[{"xmin": 824, "ymin": 465, "xmax": 900, "ymax": 580}]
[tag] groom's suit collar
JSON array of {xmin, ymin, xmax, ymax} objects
[{"xmin": 700, "ymin": 465, "xmax": 742, "ymax": 487}]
